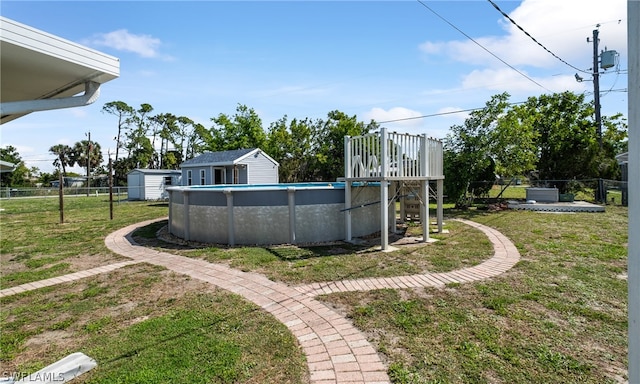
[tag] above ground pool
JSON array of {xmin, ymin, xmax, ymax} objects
[{"xmin": 167, "ymin": 182, "xmax": 382, "ymax": 245}]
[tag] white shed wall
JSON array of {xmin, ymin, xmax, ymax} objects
[
  {"xmin": 244, "ymin": 152, "xmax": 278, "ymax": 184},
  {"xmin": 128, "ymin": 171, "xmax": 179, "ymax": 200},
  {"xmin": 143, "ymin": 174, "xmax": 166, "ymax": 200}
]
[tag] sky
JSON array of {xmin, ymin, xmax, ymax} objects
[{"xmin": 0, "ymin": 0, "xmax": 629, "ymax": 174}]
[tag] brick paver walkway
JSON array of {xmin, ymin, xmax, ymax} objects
[
  {"xmin": 2, "ymin": 218, "xmax": 520, "ymax": 384},
  {"xmin": 294, "ymin": 219, "xmax": 520, "ymax": 297}
]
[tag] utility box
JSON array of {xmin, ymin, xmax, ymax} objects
[
  {"xmin": 601, "ymin": 50, "xmax": 618, "ymax": 69},
  {"xmin": 526, "ymin": 187, "xmax": 559, "ymax": 203}
]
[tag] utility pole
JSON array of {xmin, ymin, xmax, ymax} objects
[
  {"xmin": 591, "ymin": 28, "xmax": 603, "ymax": 148},
  {"xmin": 588, "ymin": 27, "xmax": 606, "ymax": 202}
]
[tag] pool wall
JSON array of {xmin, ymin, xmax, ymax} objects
[{"xmin": 167, "ymin": 183, "xmax": 381, "ymax": 245}]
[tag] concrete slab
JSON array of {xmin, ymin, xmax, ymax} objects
[{"xmin": 507, "ymin": 200, "xmax": 605, "ymax": 213}]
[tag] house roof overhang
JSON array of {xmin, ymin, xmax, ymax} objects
[
  {"xmin": 0, "ymin": 17, "xmax": 120, "ymax": 124},
  {"xmin": 0, "ymin": 160, "xmax": 16, "ymax": 173}
]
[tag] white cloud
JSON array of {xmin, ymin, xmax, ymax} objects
[
  {"xmin": 461, "ymin": 68, "xmax": 586, "ymax": 94},
  {"xmin": 86, "ymin": 29, "xmax": 162, "ymax": 58},
  {"xmin": 362, "ymin": 107, "xmax": 424, "ymax": 127},
  {"xmin": 11, "ymin": 144, "xmax": 35, "ymax": 156},
  {"xmin": 437, "ymin": 106, "xmax": 469, "ymax": 120},
  {"xmin": 419, "ymin": 0, "xmax": 627, "ymax": 70}
]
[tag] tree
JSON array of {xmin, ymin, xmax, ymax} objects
[
  {"xmin": 208, "ymin": 104, "xmax": 267, "ymax": 151},
  {"xmin": 266, "ymin": 116, "xmax": 315, "ymax": 182},
  {"xmin": 148, "ymin": 113, "xmax": 178, "ymax": 169},
  {"xmin": 185, "ymin": 122, "xmax": 209, "ymax": 161},
  {"xmin": 443, "ymin": 93, "xmax": 510, "ymax": 206},
  {"xmin": 598, "ymin": 113, "xmax": 628, "ymax": 180},
  {"xmin": 102, "ymin": 101, "xmax": 135, "ymax": 164},
  {"xmin": 520, "ymin": 92, "xmax": 601, "ymax": 192},
  {"xmin": 491, "ymin": 104, "xmax": 539, "ymax": 180},
  {"xmin": 312, "ymin": 110, "xmax": 378, "ymax": 181},
  {"xmin": 49, "ymin": 144, "xmax": 74, "ymax": 176},
  {"xmin": 443, "ymin": 91, "xmax": 627, "ymax": 202},
  {"xmin": 72, "ymin": 140, "xmax": 103, "ymax": 178},
  {"xmin": 171, "ymin": 116, "xmax": 198, "ymax": 166},
  {"xmin": 0, "ymin": 146, "xmax": 29, "ymax": 187},
  {"xmin": 124, "ymin": 104, "xmax": 155, "ymax": 169}
]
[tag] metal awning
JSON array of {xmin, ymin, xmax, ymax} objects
[{"xmin": 0, "ymin": 17, "xmax": 120, "ymax": 124}]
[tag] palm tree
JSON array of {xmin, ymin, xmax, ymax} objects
[
  {"xmin": 72, "ymin": 140, "xmax": 103, "ymax": 177},
  {"xmin": 49, "ymin": 144, "xmax": 73, "ymax": 177}
]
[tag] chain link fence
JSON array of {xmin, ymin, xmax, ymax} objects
[
  {"xmin": 0, "ymin": 186, "xmax": 129, "ymax": 200},
  {"xmin": 473, "ymin": 178, "xmax": 627, "ymax": 206}
]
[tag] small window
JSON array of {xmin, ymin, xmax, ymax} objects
[
  {"xmin": 200, "ymin": 169, "xmax": 206, "ymax": 185},
  {"xmin": 164, "ymin": 176, "xmax": 172, "ymax": 186},
  {"xmin": 187, "ymin": 170, "xmax": 192, "ymax": 186}
]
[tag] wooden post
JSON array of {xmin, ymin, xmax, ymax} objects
[
  {"xmin": 58, "ymin": 170, "xmax": 64, "ymax": 224},
  {"xmin": 109, "ymin": 157, "xmax": 113, "ymax": 220},
  {"xmin": 421, "ymin": 180, "xmax": 429, "ymax": 242}
]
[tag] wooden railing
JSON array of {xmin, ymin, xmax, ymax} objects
[{"xmin": 344, "ymin": 127, "xmax": 443, "ymax": 180}]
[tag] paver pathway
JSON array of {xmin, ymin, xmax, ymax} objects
[{"xmin": 2, "ymin": 218, "xmax": 520, "ymax": 384}]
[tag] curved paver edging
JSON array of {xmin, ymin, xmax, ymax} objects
[
  {"xmin": 294, "ymin": 218, "xmax": 521, "ymax": 296},
  {"xmin": 104, "ymin": 218, "xmax": 391, "ymax": 384},
  {"xmin": 2, "ymin": 217, "xmax": 520, "ymax": 384},
  {"xmin": 104, "ymin": 217, "xmax": 519, "ymax": 384}
]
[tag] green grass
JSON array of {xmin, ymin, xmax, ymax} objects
[
  {"xmin": 136, "ymin": 219, "xmax": 493, "ymax": 285},
  {"xmin": 1, "ymin": 196, "xmax": 629, "ymax": 383},
  {"xmin": 0, "ymin": 197, "xmax": 307, "ymax": 383},
  {"xmin": 0, "ymin": 197, "xmax": 168, "ymax": 287},
  {"xmin": 321, "ymin": 207, "xmax": 628, "ymax": 383},
  {"xmin": 1, "ymin": 264, "xmax": 307, "ymax": 383}
]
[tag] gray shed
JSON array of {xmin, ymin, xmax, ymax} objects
[
  {"xmin": 180, "ymin": 148, "xmax": 279, "ymax": 186},
  {"xmin": 127, "ymin": 169, "xmax": 181, "ymax": 200}
]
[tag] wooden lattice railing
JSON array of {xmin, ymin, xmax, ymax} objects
[{"xmin": 344, "ymin": 127, "xmax": 443, "ymax": 180}]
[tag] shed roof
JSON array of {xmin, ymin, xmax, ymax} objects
[
  {"xmin": 1, "ymin": 17, "xmax": 120, "ymax": 124},
  {"xmin": 181, "ymin": 148, "xmax": 278, "ymax": 167},
  {"xmin": 128, "ymin": 169, "xmax": 181, "ymax": 175}
]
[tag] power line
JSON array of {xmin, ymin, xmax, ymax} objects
[
  {"xmin": 377, "ymin": 101, "xmax": 526, "ymax": 124},
  {"xmin": 416, "ymin": 0, "xmax": 551, "ymax": 92},
  {"xmin": 486, "ymin": 0, "xmax": 590, "ymax": 74}
]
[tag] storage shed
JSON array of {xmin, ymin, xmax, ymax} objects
[
  {"xmin": 127, "ymin": 169, "xmax": 181, "ymax": 200},
  {"xmin": 180, "ymin": 148, "xmax": 279, "ymax": 186}
]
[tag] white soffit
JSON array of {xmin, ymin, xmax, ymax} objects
[{"xmin": 0, "ymin": 16, "xmax": 120, "ymax": 123}]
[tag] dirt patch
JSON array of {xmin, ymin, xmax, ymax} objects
[
  {"xmin": 25, "ymin": 330, "xmax": 73, "ymax": 348},
  {"xmin": 66, "ymin": 253, "xmax": 129, "ymax": 272}
]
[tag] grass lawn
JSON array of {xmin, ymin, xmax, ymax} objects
[
  {"xmin": 0, "ymin": 197, "xmax": 307, "ymax": 383},
  {"xmin": 322, "ymin": 207, "xmax": 628, "ymax": 383},
  {"xmin": 0, "ymin": 195, "xmax": 629, "ymax": 383},
  {"xmin": 137, "ymin": 218, "xmax": 493, "ymax": 285}
]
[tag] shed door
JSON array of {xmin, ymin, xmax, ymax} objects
[{"xmin": 214, "ymin": 168, "xmax": 225, "ymax": 184}]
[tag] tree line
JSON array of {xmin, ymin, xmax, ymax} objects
[
  {"xmin": 1, "ymin": 91, "xmax": 627, "ymax": 205},
  {"xmin": 99, "ymin": 102, "xmax": 379, "ymax": 185},
  {"xmin": 444, "ymin": 91, "xmax": 627, "ymax": 205}
]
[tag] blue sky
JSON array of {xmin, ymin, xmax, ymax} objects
[{"xmin": 1, "ymin": 0, "xmax": 629, "ymax": 174}]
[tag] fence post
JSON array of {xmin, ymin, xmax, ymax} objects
[{"xmin": 58, "ymin": 171, "xmax": 64, "ymax": 224}]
